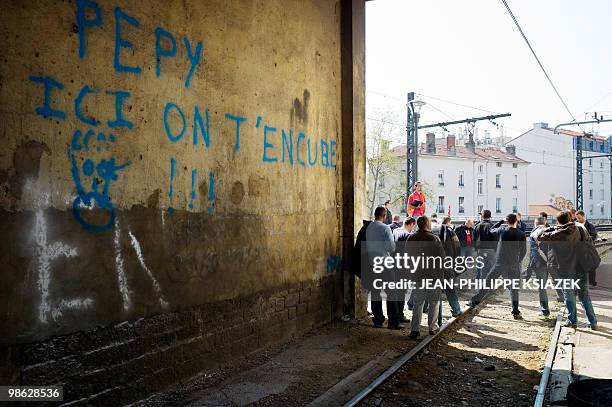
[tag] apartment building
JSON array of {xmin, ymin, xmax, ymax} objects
[
  {"xmin": 384, "ymin": 133, "xmax": 529, "ymax": 218},
  {"xmin": 508, "ymin": 122, "xmax": 612, "ymax": 219}
]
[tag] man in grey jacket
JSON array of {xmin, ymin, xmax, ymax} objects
[{"xmin": 366, "ymin": 206, "xmax": 401, "ymax": 329}]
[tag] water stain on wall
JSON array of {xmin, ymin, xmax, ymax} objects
[
  {"xmin": 248, "ymin": 176, "xmax": 270, "ymax": 197},
  {"xmin": 290, "ymin": 89, "xmax": 310, "ymax": 126},
  {"xmin": 146, "ymin": 189, "xmax": 161, "ymax": 208},
  {"xmin": 230, "ymin": 181, "xmax": 245, "ymax": 204},
  {"xmin": 9, "ymin": 140, "xmax": 51, "ymax": 200}
]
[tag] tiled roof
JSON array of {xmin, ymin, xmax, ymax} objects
[
  {"xmin": 528, "ymin": 204, "xmax": 561, "ymax": 217},
  {"xmin": 473, "ymin": 147, "xmax": 529, "ymax": 163},
  {"xmin": 546, "ymin": 127, "xmax": 607, "ymax": 141},
  {"xmin": 390, "ymin": 143, "xmax": 529, "ymax": 163}
]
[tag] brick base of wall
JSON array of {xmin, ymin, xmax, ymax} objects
[{"xmin": 1, "ymin": 276, "xmax": 336, "ymax": 405}]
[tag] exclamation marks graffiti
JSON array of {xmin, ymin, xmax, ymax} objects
[
  {"xmin": 207, "ymin": 171, "xmax": 215, "ymax": 214},
  {"xmin": 168, "ymin": 157, "xmax": 176, "ymax": 214},
  {"xmin": 188, "ymin": 169, "xmax": 197, "ymax": 210},
  {"xmin": 166, "ymin": 156, "xmax": 214, "ymax": 213}
]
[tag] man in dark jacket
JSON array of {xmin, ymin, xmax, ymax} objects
[
  {"xmin": 438, "ymin": 217, "xmax": 462, "ymax": 318},
  {"xmin": 516, "ymin": 212, "xmax": 527, "ymax": 233},
  {"xmin": 455, "ymin": 219, "xmax": 475, "ymax": 274},
  {"xmin": 455, "ymin": 219, "xmax": 474, "ymax": 248},
  {"xmin": 469, "ymin": 213, "xmax": 527, "ymax": 318},
  {"xmin": 538, "ymin": 211, "xmax": 597, "ymax": 329},
  {"xmin": 576, "ymin": 210, "xmax": 598, "ymax": 286},
  {"xmin": 576, "ymin": 210, "xmax": 597, "ymax": 241},
  {"xmin": 352, "ymin": 220, "xmax": 372, "ymax": 280},
  {"xmin": 540, "ymin": 211, "xmax": 550, "ymax": 227},
  {"xmin": 473, "ymin": 210, "xmax": 497, "ymax": 279},
  {"xmin": 383, "ymin": 200, "xmax": 393, "ymax": 225},
  {"xmin": 389, "ymin": 215, "xmax": 403, "ymax": 230},
  {"xmin": 406, "ymin": 216, "xmax": 446, "ymax": 338}
]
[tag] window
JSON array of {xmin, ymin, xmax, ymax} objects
[
  {"xmin": 512, "ymin": 198, "xmax": 518, "ymax": 212},
  {"xmin": 602, "ymin": 189, "xmax": 605, "ymax": 200},
  {"xmin": 589, "ymin": 172, "xmax": 593, "ymax": 183},
  {"xmin": 513, "ymin": 174, "xmax": 518, "ymax": 189},
  {"xmin": 478, "ymin": 204, "xmax": 484, "ymax": 215},
  {"xmin": 589, "ymin": 189, "xmax": 593, "ymax": 199},
  {"xmin": 477, "ymin": 178, "xmax": 483, "ymax": 195},
  {"xmin": 601, "ymin": 203, "xmax": 605, "ymax": 216},
  {"xmin": 601, "ymin": 173, "xmax": 605, "ymax": 184},
  {"xmin": 437, "ymin": 196, "xmax": 445, "ymax": 213},
  {"xmin": 496, "ymin": 162, "xmax": 502, "ymax": 168},
  {"xmin": 495, "ymin": 198, "xmax": 501, "ymax": 213},
  {"xmin": 478, "ymin": 164, "xmax": 483, "ymax": 173},
  {"xmin": 590, "ymin": 205, "xmax": 594, "ymax": 215},
  {"xmin": 438, "ymin": 170, "xmax": 445, "ymax": 186},
  {"xmin": 512, "ymin": 163, "xmax": 518, "ymax": 168},
  {"xmin": 459, "ymin": 197, "xmax": 465, "ymax": 213},
  {"xmin": 458, "ymin": 171, "xmax": 464, "ymax": 187},
  {"xmin": 589, "ymin": 158, "xmax": 593, "ymax": 167},
  {"xmin": 378, "ymin": 175, "xmax": 385, "ymax": 188},
  {"xmin": 495, "ymin": 174, "xmax": 501, "ymax": 188},
  {"xmin": 601, "ymin": 161, "xmax": 605, "ymax": 169}
]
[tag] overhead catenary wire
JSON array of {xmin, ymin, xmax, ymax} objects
[
  {"xmin": 499, "ymin": 0, "xmax": 584, "ymax": 132},
  {"xmin": 367, "ymin": 90, "xmax": 522, "ymax": 138},
  {"xmin": 423, "ymin": 101, "xmax": 456, "ymax": 121},
  {"xmin": 415, "ymin": 93, "xmax": 500, "ymax": 115},
  {"xmin": 366, "ymin": 94, "xmax": 472, "ymax": 127},
  {"xmin": 367, "ymin": 90, "xmax": 503, "ymax": 117}
]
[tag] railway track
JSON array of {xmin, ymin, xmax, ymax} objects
[
  {"xmin": 318, "ymin": 241, "xmax": 612, "ymax": 407},
  {"xmin": 595, "ymin": 223, "xmax": 612, "ymax": 232}
]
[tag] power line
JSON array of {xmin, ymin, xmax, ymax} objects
[
  {"xmin": 367, "ymin": 90, "xmax": 407, "ymax": 104},
  {"xmin": 367, "ymin": 90, "xmax": 503, "ymax": 116},
  {"xmin": 585, "ymin": 93, "xmax": 612, "ymax": 111},
  {"xmin": 415, "ymin": 93, "xmax": 500, "ymax": 114},
  {"xmin": 366, "ymin": 116, "xmax": 404, "ymax": 128},
  {"xmin": 423, "ymin": 102, "xmax": 456, "ymax": 121},
  {"xmin": 500, "ymin": 0, "xmax": 583, "ymax": 131}
]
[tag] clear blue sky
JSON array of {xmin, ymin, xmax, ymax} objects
[{"xmin": 366, "ymin": 0, "xmax": 612, "ymax": 143}]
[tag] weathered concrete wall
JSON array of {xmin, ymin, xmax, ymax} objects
[{"xmin": 0, "ymin": 0, "xmax": 364, "ymax": 403}]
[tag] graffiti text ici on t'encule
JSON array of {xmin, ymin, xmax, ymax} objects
[{"xmin": 28, "ymin": 0, "xmax": 338, "ymax": 232}]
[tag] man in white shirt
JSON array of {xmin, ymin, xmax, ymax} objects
[{"xmin": 393, "ymin": 217, "xmax": 415, "ymax": 241}]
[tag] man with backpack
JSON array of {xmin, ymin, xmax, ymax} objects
[
  {"xmin": 525, "ymin": 216, "xmax": 564, "ymax": 318},
  {"xmin": 538, "ymin": 211, "xmax": 598, "ymax": 329}
]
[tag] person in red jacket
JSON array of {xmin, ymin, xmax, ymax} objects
[{"xmin": 407, "ymin": 181, "xmax": 426, "ymax": 218}]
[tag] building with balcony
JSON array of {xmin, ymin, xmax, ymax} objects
[{"xmin": 383, "ymin": 133, "xmax": 529, "ymax": 218}]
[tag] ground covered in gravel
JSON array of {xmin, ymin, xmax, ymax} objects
[
  {"xmin": 139, "ymin": 289, "xmax": 556, "ymax": 406},
  {"xmin": 361, "ymin": 291, "xmax": 556, "ymax": 407}
]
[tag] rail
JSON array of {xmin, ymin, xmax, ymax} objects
[
  {"xmin": 338, "ymin": 240, "xmax": 612, "ymax": 407},
  {"xmin": 533, "ymin": 240, "xmax": 612, "ymax": 407}
]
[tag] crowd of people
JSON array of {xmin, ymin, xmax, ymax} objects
[{"xmin": 357, "ymin": 181, "xmax": 601, "ymax": 339}]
